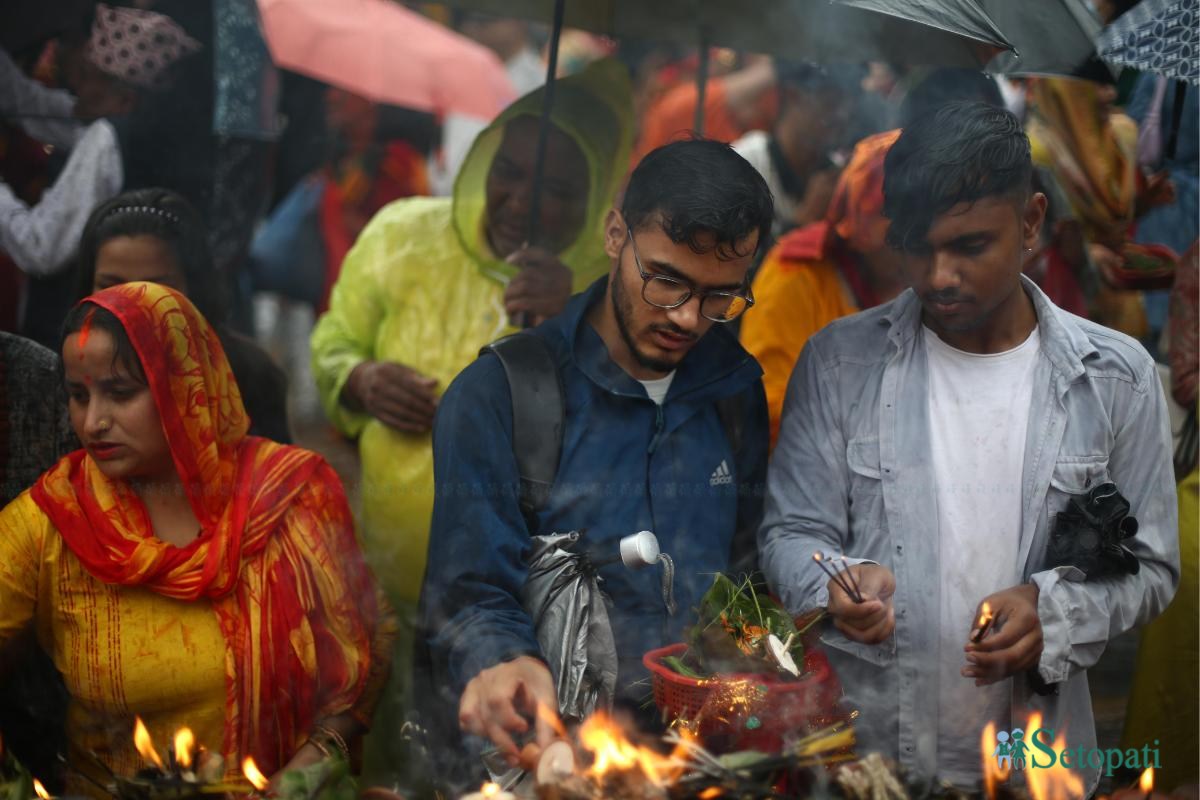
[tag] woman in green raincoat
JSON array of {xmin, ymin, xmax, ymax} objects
[{"xmin": 309, "ymin": 58, "xmax": 633, "ymax": 781}]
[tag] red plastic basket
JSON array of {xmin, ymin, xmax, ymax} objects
[{"xmin": 644, "ymin": 643, "xmax": 844, "ymax": 753}]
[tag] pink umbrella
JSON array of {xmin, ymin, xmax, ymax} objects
[{"xmin": 257, "ymin": 0, "xmax": 516, "ymax": 119}]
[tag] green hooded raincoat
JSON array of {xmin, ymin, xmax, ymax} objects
[{"xmin": 310, "ymin": 59, "xmax": 633, "ymax": 611}]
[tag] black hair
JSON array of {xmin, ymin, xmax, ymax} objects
[
  {"xmin": 899, "ymin": 68, "xmax": 1003, "ymax": 128},
  {"xmin": 775, "ymin": 60, "xmax": 862, "ymax": 115},
  {"xmin": 776, "ymin": 60, "xmax": 836, "ymax": 92},
  {"xmin": 60, "ymin": 302, "xmax": 147, "ymax": 385},
  {"xmin": 883, "ymin": 101, "xmax": 1032, "ymax": 251},
  {"xmin": 622, "ymin": 139, "xmax": 774, "ymax": 260},
  {"xmin": 75, "ymin": 188, "xmax": 226, "ymax": 324}
]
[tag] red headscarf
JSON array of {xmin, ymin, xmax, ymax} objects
[
  {"xmin": 32, "ymin": 282, "xmax": 377, "ymax": 773},
  {"xmin": 776, "ymin": 129, "xmax": 901, "ymax": 308}
]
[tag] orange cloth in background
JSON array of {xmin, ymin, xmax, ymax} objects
[
  {"xmin": 740, "ymin": 130, "xmax": 900, "ymax": 447},
  {"xmin": 824, "ymin": 130, "xmax": 900, "ymax": 255},
  {"xmin": 633, "ymin": 78, "xmax": 742, "ymax": 165},
  {"xmin": 740, "ymin": 248, "xmax": 858, "ymax": 448},
  {"xmin": 319, "ymin": 140, "xmax": 430, "ymax": 313},
  {"xmin": 10, "ymin": 283, "xmax": 390, "ymax": 780}
]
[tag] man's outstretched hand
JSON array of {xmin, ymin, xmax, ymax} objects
[
  {"xmin": 827, "ymin": 564, "xmax": 896, "ymax": 645},
  {"xmin": 459, "ymin": 655, "xmax": 561, "ymax": 767}
]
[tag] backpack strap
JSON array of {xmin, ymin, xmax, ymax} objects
[{"xmin": 480, "ymin": 333, "xmax": 565, "ymax": 530}]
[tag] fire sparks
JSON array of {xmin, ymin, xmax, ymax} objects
[
  {"xmin": 981, "ymin": 721, "xmax": 1012, "ymax": 800},
  {"xmin": 578, "ymin": 711, "xmax": 688, "ymax": 786},
  {"xmin": 1023, "ymin": 715, "xmax": 1083, "ymax": 800},
  {"xmin": 972, "ymin": 602, "xmax": 995, "ymax": 643},
  {"xmin": 133, "ymin": 717, "xmax": 165, "ymax": 770},
  {"xmin": 32, "ymin": 779, "xmax": 50, "ymax": 800},
  {"xmin": 174, "ymin": 727, "xmax": 195, "ymax": 769},
  {"xmin": 242, "ymin": 756, "xmax": 269, "ymax": 791},
  {"xmin": 1139, "ymin": 766, "xmax": 1154, "ymax": 795}
]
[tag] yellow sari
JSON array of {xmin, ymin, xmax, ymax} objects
[{"xmin": 0, "ymin": 283, "xmax": 391, "ymax": 788}]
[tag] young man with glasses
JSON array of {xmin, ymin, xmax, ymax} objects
[{"xmin": 419, "ymin": 139, "xmax": 773, "ymax": 778}]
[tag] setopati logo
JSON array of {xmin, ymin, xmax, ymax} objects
[{"xmin": 993, "ymin": 728, "xmax": 1161, "ymax": 777}]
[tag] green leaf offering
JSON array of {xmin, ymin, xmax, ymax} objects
[{"xmin": 664, "ymin": 574, "xmax": 822, "ymax": 681}]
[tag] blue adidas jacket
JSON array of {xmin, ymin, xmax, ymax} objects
[{"xmin": 421, "ymin": 277, "xmax": 769, "ymax": 700}]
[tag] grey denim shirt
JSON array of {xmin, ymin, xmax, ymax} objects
[{"xmin": 760, "ymin": 277, "xmax": 1179, "ymax": 795}]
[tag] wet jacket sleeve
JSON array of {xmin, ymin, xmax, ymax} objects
[
  {"xmin": 758, "ymin": 338, "xmax": 859, "ymax": 613},
  {"xmin": 0, "ymin": 46, "xmax": 81, "ymax": 149},
  {"xmin": 729, "ymin": 379, "xmax": 769, "ymax": 577},
  {"xmin": 0, "ymin": 119, "xmax": 122, "ymax": 276},
  {"xmin": 421, "ymin": 355, "xmax": 542, "ymax": 692},
  {"xmin": 1031, "ymin": 360, "xmax": 1181, "ymax": 684},
  {"xmin": 310, "ymin": 213, "xmax": 388, "ymax": 438}
]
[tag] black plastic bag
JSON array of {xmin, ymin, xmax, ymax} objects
[{"xmin": 1046, "ymin": 482, "xmax": 1140, "ymax": 578}]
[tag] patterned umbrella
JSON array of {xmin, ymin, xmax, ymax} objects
[{"xmin": 1095, "ymin": 0, "xmax": 1199, "ymax": 84}]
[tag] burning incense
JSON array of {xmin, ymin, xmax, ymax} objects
[
  {"xmin": 813, "ymin": 552, "xmax": 863, "ymax": 603},
  {"xmin": 839, "ymin": 556, "xmax": 864, "ymax": 601},
  {"xmin": 971, "ymin": 602, "xmax": 995, "ymax": 644}
]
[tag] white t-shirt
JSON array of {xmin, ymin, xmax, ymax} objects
[
  {"xmin": 731, "ymin": 130, "xmax": 797, "ymax": 236},
  {"xmin": 923, "ymin": 325, "xmax": 1040, "ymax": 788},
  {"xmin": 638, "ymin": 372, "xmax": 676, "ymax": 405}
]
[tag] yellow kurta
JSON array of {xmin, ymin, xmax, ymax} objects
[
  {"xmin": 1121, "ymin": 466, "xmax": 1199, "ymax": 790},
  {"xmin": 0, "ymin": 491, "xmax": 230, "ymax": 795},
  {"xmin": 739, "ymin": 251, "xmax": 857, "ymax": 448}
]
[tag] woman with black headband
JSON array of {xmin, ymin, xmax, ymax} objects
[{"xmin": 77, "ymin": 188, "xmax": 291, "ymax": 443}]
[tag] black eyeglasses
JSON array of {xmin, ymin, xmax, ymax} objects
[{"xmin": 625, "ymin": 227, "xmax": 754, "ymax": 323}]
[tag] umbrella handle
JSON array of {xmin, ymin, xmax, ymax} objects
[
  {"xmin": 693, "ymin": 27, "xmax": 710, "ymax": 137},
  {"xmin": 525, "ymin": 0, "xmax": 567, "ymax": 252}
]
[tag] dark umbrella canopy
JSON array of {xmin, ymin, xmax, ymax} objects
[
  {"xmin": 983, "ymin": 0, "xmax": 1106, "ymax": 77},
  {"xmin": 443, "ymin": 0, "xmax": 1012, "ymax": 67}
]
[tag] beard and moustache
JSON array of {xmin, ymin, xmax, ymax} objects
[{"xmin": 611, "ymin": 269, "xmax": 697, "ymax": 375}]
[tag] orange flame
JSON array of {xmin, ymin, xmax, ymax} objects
[
  {"xmin": 535, "ymin": 702, "xmax": 569, "ymax": 741},
  {"xmin": 1139, "ymin": 767, "xmax": 1154, "ymax": 795},
  {"xmin": 977, "ymin": 602, "xmax": 994, "ymax": 628},
  {"xmin": 578, "ymin": 711, "xmax": 688, "ymax": 786},
  {"xmin": 480, "ymin": 784, "xmax": 501, "ymax": 798},
  {"xmin": 699, "ymin": 788, "xmax": 723, "ymax": 799},
  {"xmin": 133, "ymin": 717, "xmax": 165, "ymax": 770},
  {"xmin": 174, "ymin": 728, "xmax": 195, "ymax": 769},
  {"xmin": 981, "ymin": 720, "xmax": 1012, "ymax": 799},
  {"xmin": 242, "ymin": 757, "xmax": 269, "ymax": 791},
  {"xmin": 33, "ymin": 779, "xmax": 50, "ymax": 800},
  {"xmin": 1024, "ymin": 714, "xmax": 1084, "ymax": 800}
]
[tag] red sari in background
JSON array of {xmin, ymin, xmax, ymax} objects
[{"xmin": 318, "ymin": 89, "xmax": 431, "ymax": 313}]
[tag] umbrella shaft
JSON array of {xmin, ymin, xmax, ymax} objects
[
  {"xmin": 694, "ymin": 30, "xmax": 710, "ymax": 137},
  {"xmin": 526, "ymin": 0, "xmax": 567, "ymax": 250}
]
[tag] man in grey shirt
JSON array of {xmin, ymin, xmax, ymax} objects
[{"xmin": 760, "ymin": 102, "xmax": 1178, "ymax": 795}]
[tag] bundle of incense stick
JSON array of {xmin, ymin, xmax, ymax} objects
[{"xmin": 812, "ymin": 552, "xmax": 864, "ymax": 603}]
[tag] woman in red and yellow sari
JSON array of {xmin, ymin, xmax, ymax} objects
[{"xmin": 0, "ymin": 282, "xmax": 394, "ymax": 794}]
